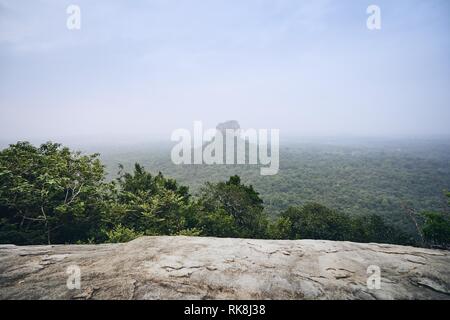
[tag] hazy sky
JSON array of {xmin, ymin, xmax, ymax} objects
[{"xmin": 0, "ymin": 0, "xmax": 449, "ymax": 143}]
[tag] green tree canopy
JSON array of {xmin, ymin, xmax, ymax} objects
[
  {"xmin": 420, "ymin": 192, "xmax": 450, "ymax": 248},
  {"xmin": 0, "ymin": 141, "xmax": 446, "ymax": 248},
  {"xmin": 0, "ymin": 142, "xmax": 106, "ymax": 244},
  {"xmin": 197, "ymin": 175, "xmax": 268, "ymax": 238}
]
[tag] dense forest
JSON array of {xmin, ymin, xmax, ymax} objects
[
  {"xmin": 96, "ymin": 139, "xmax": 450, "ymax": 237},
  {"xmin": 1, "ymin": 141, "xmax": 449, "ymax": 248}
]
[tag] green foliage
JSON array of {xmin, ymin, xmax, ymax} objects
[
  {"xmin": 271, "ymin": 203, "xmax": 411, "ymax": 245},
  {"xmin": 192, "ymin": 208, "xmax": 238, "ymax": 238},
  {"xmin": 0, "ymin": 141, "xmax": 447, "ymax": 248},
  {"xmin": 420, "ymin": 193, "xmax": 450, "ymax": 248},
  {"xmin": 105, "ymin": 142, "xmax": 450, "ymax": 240},
  {"xmin": 197, "ymin": 175, "xmax": 269, "ymax": 238},
  {"xmin": 175, "ymin": 228, "xmax": 202, "ymax": 236},
  {"xmin": 0, "ymin": 142, "xmax": 107, "ymax": 244},
  {"xmin": 104, "ymin": 163, "xmax": 194, "ymax": 237},
  {"xmin": 275, "ymin": 204, "xmax": 353, "ymax": 241},
  {"xmin": 421, "ymin": 212, "xmax": 450, "ymax": 247},
  {"xmin": 103, "ymin": 224, "xmax": 144, "ymax": 243},
  {"xmin": 268, "ymin": 216, "xmax": 291, "ymax": 240},
  {"xmin": 350, "ymin": 214, "xmax": 413, "ymax": 245}
]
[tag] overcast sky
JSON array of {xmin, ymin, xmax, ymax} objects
[{"xmin": 0, "ymin": 0, "xmax": 449, "ymax": 143}]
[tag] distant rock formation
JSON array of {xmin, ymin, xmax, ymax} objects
[
  {"xmin": 216, "ymin": 120, "xmax": 240, "ymax": 136},
  {"xmin": 0, "ymin": 236, "xmax": 449, "ymax": 299}
]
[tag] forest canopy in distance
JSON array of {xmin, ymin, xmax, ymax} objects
[{"xmin": 0, "ymin": 140, "xmax": 449, "ymax": 248}]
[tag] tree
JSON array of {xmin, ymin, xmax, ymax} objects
[
  {"xmin": 420, "ymin": 192, "xmax": 450, "ymax": 248},
  {"xmin": 102, "ymin": 163, "xmax": 194, "ymax": 240},
  {"xmin": 0, "ymin": 142, "xmax": 106, "ymax": 244},
  {"xmin": 0, "ymin": 141, "xmax": 444, "ymax": 248},
  {"xmin": 272, "ymin": 203, "xmax": 410, "ymax": 244},
  {"xmin": 350, "ymin": 214, "xmax": 412, "ymax": 245},
  {"xmin": 197, "ymin": 175, "xmax": 269, "ymax": 238},
  {"xmin": 276, "ymin": 203, "xmax": 353, "ymax": 241}
]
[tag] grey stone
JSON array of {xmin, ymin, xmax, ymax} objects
[{"xmin": 0, "ymin": 236, "xmax": 449, "ymax": 300}]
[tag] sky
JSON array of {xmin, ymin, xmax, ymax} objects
[{"xmin": 0, "ymin": 0, "xmax": 449, "ymax": 144}]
